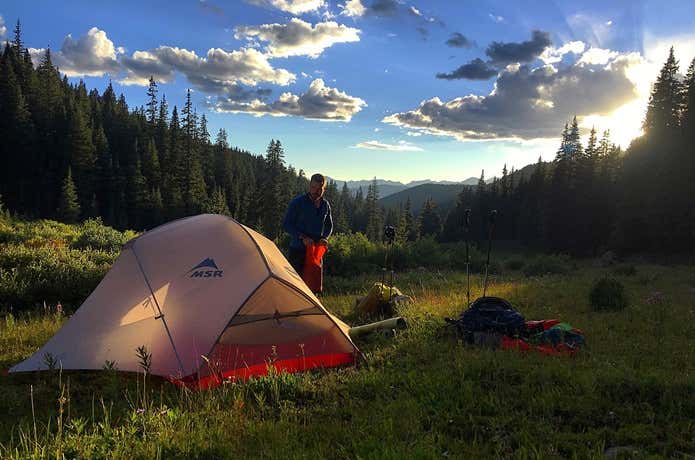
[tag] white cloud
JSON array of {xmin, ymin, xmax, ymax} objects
[
  {"xmin": 31, "ymin": 27, "xmax": 122, "ymax": 77},
  {"xmin": 340, "ymin": 0, "xmax": 366, "ymax": 17},
  {"xmin": 0, "ymin": 16, "xmax": 6, "ymax": 39},
  {"xmin": 577, "ymin": 47, "xmax": 619, "ymax": 66},
  {"xmin": 246, "ymin": 0, "xmax": 325, "ymax": 14},
  {"xmin": 409, "ymin": 6, "xmax": 421, "ymax": 16},
  {"xmin": 540, "ymin": 40, "xmax": 586, "ymax": 64},
  {"xmin": 406, "ymin": 131, "xmax": 422, "ymax": 136},
  {"xmin": 383, "ymin": 46, "xmax": 641, "ymax": 141},
  {"xmin": 119, "ymin": 46, "xmax": 295, "ymax": 88},
  {"xmin": 489, "ymin": 14, "xmax": 505, "ymax": 23},
  {"xmin": 643, "ymin": 32, "xmax": 695, "ymax": 73},
  {"xmin": 354, "ymin": 140, "xmax": 423, "ymax": 151},
  {"xmin": 235, "ymin": 18, "xmax": 360, "ymax": 59},
  {"xmin": 212, "ymin": 78, "xmax": 366, "ymax": 121}
]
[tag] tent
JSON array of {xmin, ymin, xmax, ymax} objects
[{"xmin": 10, "ymin": 214, "xmax": 359, "ymax": 388}]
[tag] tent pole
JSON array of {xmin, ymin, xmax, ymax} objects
[{"xmin": 130, "ymin": 245, "xmax": 186, "ymax": 378}]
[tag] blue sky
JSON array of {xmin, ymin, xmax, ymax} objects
[{"xmin": 2, "ymin": 0, "xmax": 694, "ymax": 182}]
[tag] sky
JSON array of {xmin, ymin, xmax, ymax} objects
[{"xmin": 1, "ymin": 0, "xmax": 694, "ymax": 183}]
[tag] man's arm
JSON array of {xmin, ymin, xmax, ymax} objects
[
  {"xmin": 321, "ymin": 201, "xmax": 333, "ymax": 240},
  {"xmin": 283, "ymin": 198, "xmax": 301, "ymax": 238}
]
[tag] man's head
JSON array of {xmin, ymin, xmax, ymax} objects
[{"xmin": 309, "ymin": 173, "xmax": 326, "ymax": 202}]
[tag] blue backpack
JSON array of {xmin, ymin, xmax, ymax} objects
[{"xmin": 450, "ymin": 297, "xmax": 526, "ymax": 343}]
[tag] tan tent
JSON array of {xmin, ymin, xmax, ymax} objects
[{"xmin": 10, "ymin": 214, "xmax": 358, "ymax": 388}]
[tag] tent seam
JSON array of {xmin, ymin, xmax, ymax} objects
[
  {"xmin": 130, "ymin": 243, "xmax": 187, "ymax": 378},
  {"xmin": 234, "ymin": 219, "xmax": 272, "ymax": 277}
]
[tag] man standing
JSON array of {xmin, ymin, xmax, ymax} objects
[{"xmin": 283, "ymin": 173, "xmax": 333, "ymax": 278}]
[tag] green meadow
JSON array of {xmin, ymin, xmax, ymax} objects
[{"xmin": 1, "ymin": 218, "xmax": 695, "ymax": 458}]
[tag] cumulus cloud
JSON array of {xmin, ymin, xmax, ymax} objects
[
  {"xmin": 340, "ymin": 0, "xmax": 366, "ymax": 17},
  {"xmin": 486, "ymin": 30, "xmax": 551, "ymax": 66},
  {"xmin": 540, "ymin": 40, "xmax": 586, "ymax": 64},
  {"xmin": 354, "ymin": 140, "xmax": 423, "ymax": 151},
  {"xmin": 438, "ymin": 30, "xmax": 553, "ymax": 81},
  {"xmin": 386, "ymin": 48, "xmax": 641, "ymax": 141},
  {"xmin": 211, "ymin": 78, "xmax": 366, "ymax": 121},
  {"xmin": 446, "ymin": 32, "xmax": 473, "ymax": 49},
  {"xmin": 29, "ymin": 27, "xmax": 122, "ymax": 77},
  {"xmin": 0, "ymin": 16, "xmax": 6, "ymax": 39},
  {"xmin": 119, "ymin": 46, "xmax": 295, "ymax": 88},
  {"xmin": 436, "ymin": 58, "xmax": 497, "ymax": 80},
  {"xmin": 246, "ymin": 0, "xmax": 325, "ymax": 14},
  {"xmin": 234, "ymin": 18, "xmax": 360, "ymax": 58},
  {"xmin": 578, "ymin": 47, "xmax": 619, "ymax": 65}
]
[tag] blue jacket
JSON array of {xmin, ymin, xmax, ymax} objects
[{"xmin": 283, "ymin": 193, "xmax": 333, "ymax": 250}]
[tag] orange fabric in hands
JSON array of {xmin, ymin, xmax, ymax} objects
[{"xmin": 303, "ymin": 244, "xmax": 327, "ymax": 293}]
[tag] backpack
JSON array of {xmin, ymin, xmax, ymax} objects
[{"xmin": 450, "ymin": 297, "xmax": 526, "ymax": 343}]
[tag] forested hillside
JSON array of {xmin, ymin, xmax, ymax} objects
[{"xmin": 1, "ymin": 21, "xmax": 694, "ymax": 255}]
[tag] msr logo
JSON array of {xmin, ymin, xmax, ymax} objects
[{"xmin": 189, "ymin": 258, "xmax": 224, "ymax": 278}]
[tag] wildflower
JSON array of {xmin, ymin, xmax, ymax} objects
[{"xmin": 645, "ymin": 291, "xmax": 664, "ymax": 305}]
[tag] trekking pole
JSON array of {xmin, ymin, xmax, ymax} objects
[
  {"xmin": 383, "ymin": 226, "xmax": 396, "ymax": 302},
  {"xmin": 464, "ymin": 208, "xmax": 471, "ymax": 306},
  {"xmin": 482, "ymin": 210, "xmax": 497, "ymax": 297}
]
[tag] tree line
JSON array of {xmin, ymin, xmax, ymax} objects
[
  {"xmin": 1, "ymin": 20, "xmax": 693, "ymax": 255},
  {"xmin": 374, "ymin": 47, "xmax": 695, "ymax": 256}
]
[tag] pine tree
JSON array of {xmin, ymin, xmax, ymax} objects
[
  {"xmin": 261, "ymin": 139, "xmax": 288, "ymax": 239},
  {"xmin": 163, "ymin": 106, "xmax": 184, "ymax": 217},
  {"xmin": 556, "ymin": 122, "xmax": 570, "ymax": 160},
  {"xmin": 216, "ymin": 128, "xmax": 229, "ymax": 149},
  {"xmin": 568, "ymin": 116, "xmax": 583, "ymax": 158},
  {"xmin": 365, "ymin": 177, "xmax": 382, "ymax": 241},
  {"xmin": 145, "ymin": 76, "xmax": 158, "ymax": 128},
  {"xmin": 335, "ymin": 182, "xmax": 352, "ymax": 233},
  {"xmin": 585, "ymin": 126, "xmax": 597, "ymax": 158},
  {"xmin": 149, "ymin": 187, "xmax": 164, "ymax": 226},
  {"xmin": 67, "ymin": 102, "xmax": 96, "ymax": 212},
  {"xmin": 598, "ymin": 129, "xmax": 612, "ymax": 157},
  {"xmin": 142, "ymin": 138, "xmax": 161, "ymax": 187},
  {"xmin": 13, "ymin": 20, "xmax": 23, "ymax": 54},
  {"xmin": 500, "ymin": 164, "xmax": 509, "ymax": 197},
  {"xmin": 402, "ymin": 196, "xmax": 417, "ymax": 241},
  {"xmin": 644, "ymin": 47, "xmax": 686, "ymax": 134},
  {"xmin": 205, "ymin": 187, "xmax": 231, "ymax": 215},
  {"xmin": 156, "ymin": 94, "xmax": 169, "ymax": 163},
  {"xmin": 683, "ymin": 57, "xmax": 695, "ymax": 135},
  {"xmin": 58, "ymin": 167, "xmax": 81, "ymax": 223},
  {"xmin": 419, "ymin": 198, "xmax": 442, "ymax": 239}
]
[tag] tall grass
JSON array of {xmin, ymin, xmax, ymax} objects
[{"xmin": 1, "ymin": 218, "xmax": 695, "ymax": 457}]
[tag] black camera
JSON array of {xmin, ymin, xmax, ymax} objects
[{"xmin": 383, "ymin": 225, "xmax": 396, "ymax": 244}]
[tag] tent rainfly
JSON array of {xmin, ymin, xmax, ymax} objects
[{"xmin": 10, "ymin": 214, "xmax": 359, "ymax": 388}]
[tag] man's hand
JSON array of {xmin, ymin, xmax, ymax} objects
[{"xmin": 301, "ymin": 235, "xmax": 314, "ymax": 247}]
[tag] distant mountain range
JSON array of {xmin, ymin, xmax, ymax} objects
[
  {"xmin": 328, "ymin": 177, "xmax": 480, "ymax": 198},
  {"xmin": 374, "ymin": 162, "xmax": 540, "ymax": 215}
]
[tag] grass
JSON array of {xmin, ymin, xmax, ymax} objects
[{"xmin": 2, "ymin": 262, "xmax": 695, "ymax": 459}]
